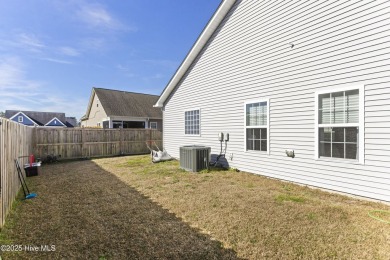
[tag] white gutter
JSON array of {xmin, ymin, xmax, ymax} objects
[{"xmin": 154, "ymin": 0, "xmax": 237, "ymax": 108}]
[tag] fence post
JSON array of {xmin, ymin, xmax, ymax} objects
[
  {"xmin": 119, "ymin": 128, "xmax": 123, "ymax": 155},
  {"xmin": 81, "ymin": 128, "xmax": 85, "ymax": 158}
]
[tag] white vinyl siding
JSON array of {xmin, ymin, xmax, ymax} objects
[{"xmin": 162, "ymin": 0, "xmax": 390, "ymax": 202}]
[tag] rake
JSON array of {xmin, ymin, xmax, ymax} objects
[{"xmin": 14, "ymin": 159, "xmax": 37, "ymax": 200}]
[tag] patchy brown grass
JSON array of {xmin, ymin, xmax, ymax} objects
[
  {"xmin": 0, "ymin": 159, "xmax": 238, "ymax": 259},
  {"xmin": 0, "ymin": 155, "xmax": 389, "ymax": 259},
  {"xmin": 95, "ymin": 155, "xmax": 390, "ymax": 260}
]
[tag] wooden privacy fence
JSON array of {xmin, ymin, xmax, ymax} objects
[
  {"xmin": 33, "ymin": 127, "xmax": 162, "ymax": 160},
  {"xmin": 0, "ymin": 120, "xmax": 162, "ymax": 227},
  {"xmin": 0, "ymin": 118, "xmax": 34, "ymax": 227}
]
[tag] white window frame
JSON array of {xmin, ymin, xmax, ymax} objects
[
  {"xmin": 150, "ymin": 122, "xmax": 157, "ymax": 129},
  {"xmin": 184, "ymin": 108, "xmax": 201, "ymax": 136},
  {"xmin": 315, "ymin": 85, "xmax": 365, "ymax": 164},
  {"xmin": 18, "ymin": 116, "xmax": 23, "ymax": 123},
  {"xmin": 244, "ymin": 98, "xmax": 270, "ymax": 154}
]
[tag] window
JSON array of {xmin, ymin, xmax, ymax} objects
[
  {"xmin": 185, "ymin": 109, "xmax": 200, "ymax": 135},
  {"xmin": 18, "ymin": 116, "xmax": 23, "ymax": 123},
  {"xmin": 150, "ymin": 122, "xmax": 157, "ymax": 129},
  {"xmin": 245, "ymin": 100, "xmax": 269, "ymax": 153},
  {"xmin": 316, "ymin": 86, "xmax": 364, "ymax": 163}
]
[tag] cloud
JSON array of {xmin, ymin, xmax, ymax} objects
[
  {"xmin": 0, "ymin": 57, "xmax": 41, "ymax": 90},
  {"xmin": 0, "ymin": 56, "xmax": 85, "ymax": 119},
  {"xmin": 76, "ymin": 3, "xmax": 135, "ymax": 32},
  {"xmin": 16, "ymin": 33, "xmax": 46, "ymax": 52},
  {"xmin": 80, "ymin": 37, "xmax": 106, "ymax": 51},
  {"xmin": 39, "ymin": 57, "xmax": 73, "ymax": 64},
  {"xmin": 0, "ymin": 33, "xmax": 77, "ymax": 65},
  {"xmin": 116, "ymin": 64, "xmax": 136, "ymax": 77},
  {"xmin": 59, "ymin": 46, "xmax": 80, "ymax": 57}
]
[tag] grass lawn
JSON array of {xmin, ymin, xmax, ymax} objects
[{"xmin": 0, "ymin": 155, "xmax": 389, "ymax": 259}]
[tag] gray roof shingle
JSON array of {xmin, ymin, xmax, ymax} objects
[
  {"xmin": 5, "ymin": 110, "xmax": 66, "ymax": 125},
  {"xmin": 95, "ymin": 88, "xmax": 162, "ymax": 119}
]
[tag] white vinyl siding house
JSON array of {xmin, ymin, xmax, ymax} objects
[{"xmin": 155, "ymin": 0, "xmax": 390, "ymax": 202}]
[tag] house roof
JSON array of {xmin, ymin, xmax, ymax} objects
[
  {"xmin": 45, "ymin": 117, "xmax": 67, "ymax": 126},
  {"xmin": 5, "ymin": 110, "xmax": 77, "ymax": 127},
  {"xmin": 154, "ymin": 0, "xmax": 237, "ymax": 107},
  {"xmin": 87, "ymin": 88, "xmax": 162, "ymax": 119},
  {"xmin": 5, "ymin": 110, "xmax": 66, "ymax": 125},
  {"xmin": 65, "ymin": 117, "xmax": 78, "ymax": 127}
]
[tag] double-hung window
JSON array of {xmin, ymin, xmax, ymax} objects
[
  {"xmin": 185, "ymin": 109, "xmax": 200, "ymax": 135},
  {"xmin": 245, "ymin": 99, "xmax": 269, "ymax": 153},
  {"xmin": 316, "ymin": 85, "xmax": 364, "ymax": 163},
  {"xmin": 150, "ymin": 122, "xmax": 157, "ymax": 129}
]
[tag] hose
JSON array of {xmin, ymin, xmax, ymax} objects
[{"xmin": 368, "ymin": 210, "xmax": 390, "ymax": 224}]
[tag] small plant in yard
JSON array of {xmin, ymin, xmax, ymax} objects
[
  {"xmin": 307, "ymin": 212, "xmax": 317, "ymax": 220},
  {"xmin": 275, "ymin": 193, "xmax": 306, "ymax": 203}
]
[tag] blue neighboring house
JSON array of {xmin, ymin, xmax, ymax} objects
[{"xmin": 5, "ymin": 110, "xmax": 77, "ymax": 127}]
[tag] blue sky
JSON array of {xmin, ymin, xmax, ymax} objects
[{"xmin": 0, "ymin": 0, "xmax": 221, "ymax": 120}]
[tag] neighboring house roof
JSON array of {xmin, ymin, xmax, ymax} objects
[
  {"xmin": 84, "ymin": 88, "xmax": 162, "ymax": 119},
  {"xmin": 65, "ymin": 117, "xmax": 78, "ymax": 127},
  {"xmin": 8, "ymin": 111, "xmax": 39, "ymax": 126},
  {"xmin": 154, "ymin": 0, "xmax": 236, "ymax": 107},
  {"xmin": 5, "ymin": 110, "xmax": 77, "ymax": 127},
  {"xmin": 45, "ymin": 117, "xmax": 67, "ymax": 127}
]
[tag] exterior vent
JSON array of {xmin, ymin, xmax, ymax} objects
[{"xmin": 180, "ymin": 145, "xmax": 211, "ymax": 172}]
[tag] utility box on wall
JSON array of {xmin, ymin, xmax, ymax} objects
[{"xmin": 180, "ymin": 145, "xmax": 211, "ymax": 172}]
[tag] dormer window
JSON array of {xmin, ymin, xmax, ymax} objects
[{"xmin": 18, "ymin": 116, "xmax": 23, "ymax": 122}]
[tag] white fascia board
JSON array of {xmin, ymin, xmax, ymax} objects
[
  {"xmin": 45, "ymin": 117, "xmax": 67, "ymax": 126},
  {"xmin": 84, "ymin": 87, "xmax": 97, "ymax": 120},
  {"xmin": 154, "ymin": 0, "xmax": 237, "ymax": 108}
]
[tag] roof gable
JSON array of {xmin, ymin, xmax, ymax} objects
[
  {"xmin": 45, "ymin": 117, "xmax": 66, "ymax": 127},
  {"xmin": 9, "ymin": 112, "xmax": 38, "ymax": 126},
  {"xmin": 154, "ymin": 0, "xmax": 237, "ymax": 107}
]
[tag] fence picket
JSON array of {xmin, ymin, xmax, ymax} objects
[{"xmin": 0, "ymin": 119, "xmax": 162, "ymax": 227}]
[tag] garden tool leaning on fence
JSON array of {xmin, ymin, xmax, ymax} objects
[
  {"xmin": 15, "ymin": 158, "xmax": 37, "ymax": 200},
  {"xmin": 146, "ymin": 141, "xmax": 173, "ymax": 163}
]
